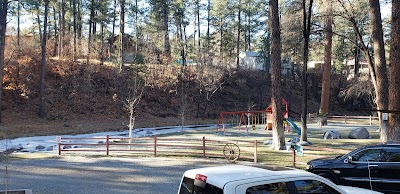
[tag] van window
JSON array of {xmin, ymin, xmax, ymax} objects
[
  {"xmin": 246, "ymin": 182, "xmax": 289, "ymax": 194},
  {"xmin": 179, "ymin": 177, "xmax": 223, "ymax": 194}
]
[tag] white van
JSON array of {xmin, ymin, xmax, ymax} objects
[{"xmin": 178, "ymin": 164, "xmax": 383, "ymax": 194}]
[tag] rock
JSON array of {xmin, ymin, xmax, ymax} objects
[
  {"xmin": 323, "ymin": 130, "xmax": 341, "ymax": 139},
  {"xmin": 298, "ymin": 141, "xmax": 312, "ymax": 146},
  {"xmin": 63, "ymin": 123, "xmax": 71, "ymax": 127},
  {"xmin": 45, "ymin": 146, "xmax": 54, "ymax": 151},
  {"xmin": 35, "ymin": 145, "xmax": 45, "ymax": 150},
  {"xmin": 146, "ymin": 130, "xmax": 153, "ymax": 134},
  {"xmin": 263, "ymin": 140, "xmax": 273, "ymax": 145},
  {"xmin": 348, "ymin": 127, "xmax": 369, "ymax": 139},
  {"xmin": 63, "ymin": 145, "xmax": 72, "ymax": 149},
  {"xmin": 288, "ymin": 137, "xmax": 300, "ymax": 143}
]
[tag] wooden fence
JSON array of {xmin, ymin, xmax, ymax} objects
[
  {"xmin": 307, "ymin": 113, "xmax": 379, "ymax": 125},
  {"xmin": 58, "ymin": 136, "xmax": 258, "ymax": 162}
]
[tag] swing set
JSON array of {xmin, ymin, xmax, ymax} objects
[{"xmin": 217, "ymin": 99, "xmax": 289, "ymax": 134}]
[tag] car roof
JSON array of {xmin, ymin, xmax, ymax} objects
[
  {"xmin": 361, "ymin": 143, "xmax": 400, "ymax": 149},
  {"xmin": 183, "ymin": 164, "xmax": 316, "ymax": 189}
]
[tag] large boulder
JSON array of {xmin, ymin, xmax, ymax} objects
[
  {"xmin": 323, "ymin": 130, "xmax": 341, "ymax": 139},
  {"xmin": 348, "ymin": 127, "xmax": 370, "ymax": 139}
]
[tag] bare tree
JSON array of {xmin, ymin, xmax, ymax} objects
[
  {"xmin": 124, "ymin": 80, "xmax": 144, "ymax": 146},
  {"xmin": 269, "ymin": 0, "xmax": 285, "ymax": 150}
]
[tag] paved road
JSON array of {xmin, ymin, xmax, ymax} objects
[{"xmin": 0, "ymin": 156, "xmax": 230, "ymax": 194}]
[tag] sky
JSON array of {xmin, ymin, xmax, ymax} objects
[{"xmin": 6, "ymin": 1, "xmax": 393, "ymax": 36}]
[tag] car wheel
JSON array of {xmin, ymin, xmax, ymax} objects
[{"xmin": 318, "ymin": 173, "xmax": 335, "ymax": 183}]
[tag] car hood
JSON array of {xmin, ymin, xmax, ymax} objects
[
  {"xmin": 338, "ymin": 185, "xmax": 383, "ymax": 194},
  {"xmin": 308, "ymin": 156, "xmax": 340, "ymax": 164}
]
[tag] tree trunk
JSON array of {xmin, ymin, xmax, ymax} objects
[
  {"xmin": 269, "ymin": 0, "xmax": 285, "ymax": 150},
  {"xmin": 100, "ymin": 3, "xmax": 105, "ymax": 67},
  {"xmin": 354, "ymin": 43, "xmax": 360, "ymax": 77},
  {"xmin": 301, "ymin": 0, "xmax": 313, "ymax": 142},
  {"xmin": 389, "ymin": 0, "xmax": 400, "ymax": 141},
  {"xmin": 236, "ymin": 0, "xmax": 241, "ymax": 70},
  {"xmin": 52, "ymin": 5, "xmax": 58, "ymax": 57},
  {"xmin": 72, "ymin": 0, "xmax": 77, "ymax": 62},
  {"xmin": 219, "ymin": 18, "xmax": 223, "ymax": 66},
  {"xmin": 197, "ymin": 0, "xmax": 201, "ymax": 62},
  {"xmin": 77, "ymin": 0, "xmax": 82, "ymax": 57},
  {"xmin": 135, "ymin": 0, "xmax": 139, "ymax": 53},
  {"xmin": 369, "ymin": 0, "xmax": 389, "ymax": 143},
  {"xmin": 319, "ymin": 0, "xmax": 332, "ymax": 126},
  {"xmin": 59, "ymin": 0, "xmax": 65, "ymax": 58},
  {"xmin": 87, "ymin": 0, "xmax": 95, "ymax": 65},
  {"xmin": 206, "ymin": 0, "xmax": 210, "ymax": 51},
  {"xmin": 39, "ymin": 0, "xmax": 49, "ymax": 118},
  {"xmin": 119, "ymin": 0, "xmax": 125, "ymax": 70},
  {"xmin": 111, "ymin": 0, "xmax": 117, "ymax": 56},
  {"xmin": 17, "ymin": 1, "xmax": 20, "ymax": 53},
  {"xmin": 162, "ymin": 2, "xmax": 171, "ymax": 60},
  {"xmin": 0, "ymin": 0, "xmax": 8, "ymax": 123}
]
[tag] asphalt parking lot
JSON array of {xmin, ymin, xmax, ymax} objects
[{"xmin": 0, "ymin": 156, "xmax": 231, "ymax": 194}]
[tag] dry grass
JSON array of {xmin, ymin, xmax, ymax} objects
[{"xmin": 5, "ymin": 116, "xmax": 382, "ymax": 170}]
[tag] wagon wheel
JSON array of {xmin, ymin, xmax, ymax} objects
[{"xmin": 223, "ymin": 143, "xmax": 240, "ymax": 162}]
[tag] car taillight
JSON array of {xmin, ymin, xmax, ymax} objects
[{"xmin": 195, "ymin": 174, "xmax": 207, "ymax": 182}]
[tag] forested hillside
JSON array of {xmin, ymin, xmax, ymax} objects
[
  {"xmin": 0, "ymin": 0, "xmax": 398, "ymax": 141},
  {"xmin": 0, "ymin": 53, "xmax": 372, "ymax": 139}
]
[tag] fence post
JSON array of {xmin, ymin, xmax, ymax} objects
[
  {"xmin": 106, "ymin": 135, "xmax": 109, "ymax": 156},
  {"xmin": 292, "ymin": 149, "xmax": 296, "ymax": 168},
  {"xmin": 370, "ymin": 115, "xmax": 372, "ymax": 126},
  {"xmin": 254, "ymin": 140, "xmax": 257, "ymax": 163},
  {"xmin": 154, "ymin": 136, "xmax": 157, "ymax": 157},
  {"xmin": 58, "ymin": 143, "xmax": 61, "ymax": 155},
  {"xmin": 202, "ymin": 137, "xmax": 206, "ymax": 158}
]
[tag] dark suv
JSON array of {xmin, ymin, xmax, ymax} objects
[{"xmin": 306, "ymin": 143, "xmax": 400, "ymax": 194}]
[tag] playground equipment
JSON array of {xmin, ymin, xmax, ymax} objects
[
  {"xmin": 217, "ymin": 98, "xmax": 301, "ymax": 135},
  {"xmin": 217, "ymin": 111, "xmax": 267, "ymax": 133},
  {"xmin": 265, "ymin": 99, "xmax": 289, "ymax": 130},
  {"xmin": 284, "ymin": 117, "xmax": 301, "ymax": 135}
]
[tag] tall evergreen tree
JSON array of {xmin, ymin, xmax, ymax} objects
[
  {"xmin": 119, "ymin": 0, "xmax": 125, "ymax": 70},
  {"xmin": 319, "ymin": 0, "xmax": 332, "ymax": 126},
  {"xmin": 269, "ymin": 0, "xmax": 285, "ymax": 150},
  {"xmin": 369, "ymin": 0, "xmax": 388, "ymax": 142},
  {"xmin": 0, "ymin": 0, "xmax": 8, "ymax": 123},
  {"xmin": 389, "ymin": 1, "xmax": 400, "ymax": 141},
  {"xmin": 39, "ymin": 0, "xmax": 49, "ymax": 118},
  {"xmin": 149, "ymin": 0, "xmax": 171, "ymax": 61},
  {"xmin": 300, "ymin": 0, "xmax": 313, "ymax": 142}
]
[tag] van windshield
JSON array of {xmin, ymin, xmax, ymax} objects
[{"xmin": 179, "ymin": 177, "xmax": 223, "ymax": 194}]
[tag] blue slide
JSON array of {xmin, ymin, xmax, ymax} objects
[{"xmin": 284, "ymin": 118, "xmax": 301, "ymax": 135}]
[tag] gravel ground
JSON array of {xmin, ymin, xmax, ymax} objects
[{"xmin": 0, "ymin": 156, "xmax": 232, "ymax": 194}]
